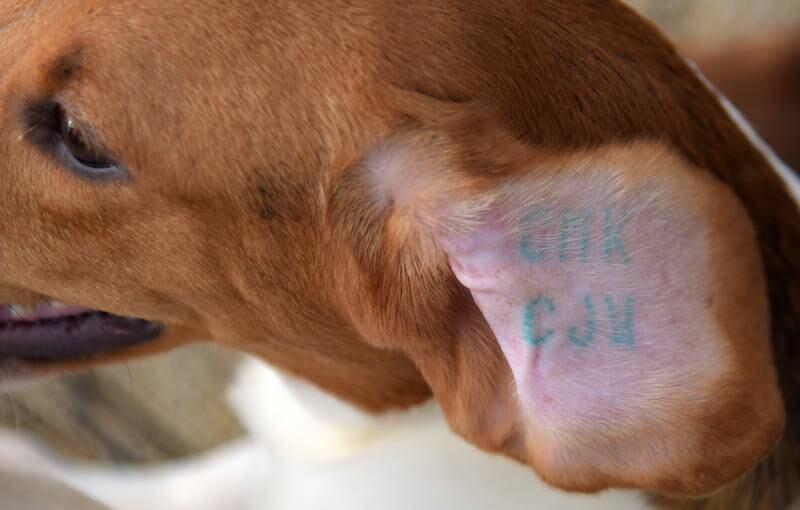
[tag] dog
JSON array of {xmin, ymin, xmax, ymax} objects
[{"xmin": 0, "ymin": 0, "xmax": 798, "ymax": 509}]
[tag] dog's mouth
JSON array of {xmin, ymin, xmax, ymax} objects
[{"xmin": 0, "ymin": 301, "xmax": 163, "ymax": 362}]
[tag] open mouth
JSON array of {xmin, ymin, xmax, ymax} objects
[{"xmin": 0, "ymin": 301, "xmax": 162, "ymax": 362}]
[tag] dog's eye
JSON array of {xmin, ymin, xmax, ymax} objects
[
  {"xmin": 23, "ymin": 102, "xmax": 128, "ymax": 181},
  {"xmin": 58, "ymin": 109, "xmax": 117, "ymax": 172}
]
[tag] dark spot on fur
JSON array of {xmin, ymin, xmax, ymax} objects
[
  {"xmin": 252, "ymin": 164, "xmax": 310, "ymax": 223},
  {"xmin": 49, "ymin": 48, "xmax": 84, "ymax": 84},
  {"xmin": 257, "ymin": 184, "xmax": 279, "ymax": 221}
]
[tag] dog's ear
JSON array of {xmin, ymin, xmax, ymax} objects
[{"xmin": 328, "ymin": 93, "xmax": 784, "ymax": 496}]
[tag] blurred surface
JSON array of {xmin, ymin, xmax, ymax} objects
[
  {"xmin": 688, "ymin": 33, "xmax": 800, "ymax": 170},
  {"xmin": 0, "ymin": 0, "xmax": 797, "ymax": 479},
  {"xmin": 0, "ymin": 344, "xmax": 243, "ymax": 464},
  {"xmin": 628, "ymin": 0, "xmax": 800, "ymax": 42},
  {"xmin": 632, "ymin": 0, "xmax": 800, "ymax": 171},
  {"xmin": 0, "ymin": 473, "xmax": 109, "ymax": 509}
]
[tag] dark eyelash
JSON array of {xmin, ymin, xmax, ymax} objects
[
  {"xmin": 22, "ymin": 101, "xmax": 104, "ymax": 150},
  {"xmin": 21, "ymin": 100, "xmax": 128, "ymax": 182},
  {"xmin": 21, "ymin": 100, "xmax": 62, "ymax": 152}
]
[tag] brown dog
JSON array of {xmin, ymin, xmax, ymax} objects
[{"xmin": 0, "ymin": 0, "xmax": 798, "ymax": 507}]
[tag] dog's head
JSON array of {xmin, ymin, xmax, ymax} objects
[{"xmin": 0, "ymin": 0, "xmax": 797, "ymax": 501}]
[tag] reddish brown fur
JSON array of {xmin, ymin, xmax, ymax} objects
[{"xmin": 0, "ymin": 0, "xmax": 797, "ymax": 507}]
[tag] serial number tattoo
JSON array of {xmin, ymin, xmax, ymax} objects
[
  {"xmin": 523, "ymin": 293, "xmax": 636, "ymax": 349},
  {"xmin": 520, "ymin": 206, "xmax": 631, "ymax": 265},
  {"xmin": 518, "ymin": 204, "xmax": 636, "ymax": 349}
]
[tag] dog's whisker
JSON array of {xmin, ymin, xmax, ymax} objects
[{"xmin": 17, "ymin": 115, "xmax": 47, "ymax": 142}]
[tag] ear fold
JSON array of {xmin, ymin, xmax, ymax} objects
[{"xmin": 329, "ymin": 93, "xmax": 784, "ymax": 496}]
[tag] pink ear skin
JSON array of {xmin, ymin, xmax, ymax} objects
[
  {"xmin": 359, "ymin": 115, "xmax": 784, "ymax": 496},
  {"xmin": 440, "ymin": 147, "xmax": 782, "ymax": 494}
]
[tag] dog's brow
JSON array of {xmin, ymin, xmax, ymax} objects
[{"xmin": 47, "ymin": 49, "xmax": 83, "ymax": 86}]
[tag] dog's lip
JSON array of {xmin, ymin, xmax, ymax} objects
[
  {"xmin": 0, "ymin": 301, "xmax": 93, "ymax": 322},
  {"xmin": 0, "ymin": 301, "xmax": 163, "ymax": 362}
]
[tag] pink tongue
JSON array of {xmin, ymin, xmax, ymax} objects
[{"xmin": 0, "ymin": 302, "xmax": 93, "ymax": 322}]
